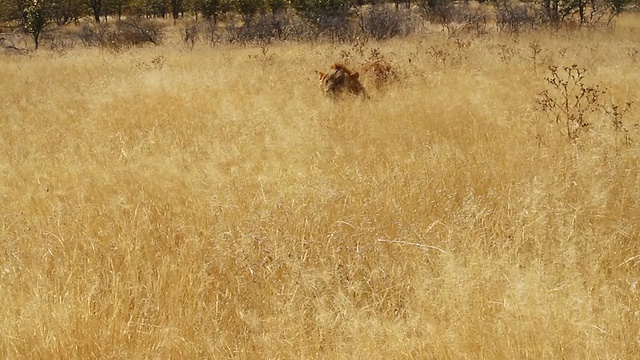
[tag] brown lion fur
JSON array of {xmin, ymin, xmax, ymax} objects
[
  {"xmin": 316, "ymin": 64, "xmax": 367, "ymax": 98},
  {"xmin": 362, "ymin": 58, "xmax": 399, "ymax": 90}
]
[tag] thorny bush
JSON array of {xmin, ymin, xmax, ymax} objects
[
  {"xmin": 537, "ymin": 65, "xmax": 634, "ymax": 143},
  {"xmin": 537, "ymin": 65, "xmax": 604, "ymax": 141}
]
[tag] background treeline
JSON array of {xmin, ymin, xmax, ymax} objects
[{"xmin": 0, "ymin": 0, "xmax": 638, "ymax": 49}]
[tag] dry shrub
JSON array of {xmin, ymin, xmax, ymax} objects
[
  {"xmin": 42, "ymin": 26, "xmax": 77, "ymax": 53},
  {"xmin": 361, "ymin": 48, "xmax": 400, "ymax": 91},
  {"xmin": 358, "ymin": 5, "xmax": 413, "ymax": 41},
  {"xmin": 226, "ymin": 13, "xmax": 288, "ymax": 44},
  {"xmin": 495, "ymin": 0, "xmax": 539, "ymax": 34},
  {"xmin": 0, "ymin": 30, "xmax": 30, "ymax": 55},
  {"xmin": 115, "ymin": 19, "xmax": 166, "ymax": 46},
  {"xmin": 80, "ymin": 19, "xmax": 165, "ymax": 49},
  {"xmin": 181, "ymin": 20, "xmax": 201, "ymax": 49},
  {"xmin": 79, "ymin": 22, "xmax": 110, "ymax": 47}
]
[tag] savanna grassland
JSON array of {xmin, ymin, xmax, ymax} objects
[{"xmin": 1, "ymin": 14, "xmax": 640, "ymax": 359}]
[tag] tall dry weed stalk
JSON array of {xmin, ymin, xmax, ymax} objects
[{"xmin": 538, "ymin": 64, "xmax": 634, "ymax": 142}]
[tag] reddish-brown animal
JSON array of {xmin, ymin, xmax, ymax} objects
[
  {"xmin": 316, "ymin": 64, "xmax": 366, "ymax": 98},
  {"xmin": 363, "ymin": 58, "xmax": 398, "ymax": 90}
]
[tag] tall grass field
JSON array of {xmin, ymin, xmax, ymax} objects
[{"xmin": 1, "ymin": 14, "xmax": 640, "ymax": 358}]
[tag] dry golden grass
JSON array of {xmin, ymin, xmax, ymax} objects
[{"xmin": 1, "ymin": 15, "xmax": 640, "ymax": 359}]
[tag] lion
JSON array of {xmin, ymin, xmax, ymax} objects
[
  {"xmin": 316, "ymin": 64, "xmax": 367, "ymax": 98},
  {"xmin": 362, "ymin": 58, "xmax": 399, "ymax": 91}
]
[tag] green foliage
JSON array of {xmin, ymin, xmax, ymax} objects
[
  {"xmin": 24, "ymin": 0, "xmax": 48, "ymax": 48},
  {"xmin": 265, "ymin": 0, "xmax": 285, "ymax": 13},
  {"xmin": 48, "ymin": 0, "xmax": 83, "ymax": 25},
  {"xmin": 0, "ymin": 0, "xmax": 633, "ymax": 42},
  {"xmin": 537, "ymin": 0, "xmax": 618, "ymax": 25},
  {"xmin": 147, "ymin": 0, "xmax": 171, "ymax": 17},
  {"xmin": 290, "ymin": 0, "xmax": 351, "ymax": 22},
  {"xmin": 0, "ymin": 0, "xmax": 26, "ymax": 22},
  {"xmin": 232, "ymin": 0, "xmax": 263, "ymax": 21},
  {"xmin": 82, "ymin": 0, "xmax": 103, "ymax": 22},
  {"xmin": 418, "ymin": 0, "xmax": 446, "ymax": 10},
  {"xmin": 607, "ymin": 0, "xmax": 631, "ymax": 13},
  {"xmin": 108, "ymin": 0, "xmax": 129, "ymax": 19},
  {"xmin": 197, "ymin": 0, "xmax": 222, "ymax": 20}
]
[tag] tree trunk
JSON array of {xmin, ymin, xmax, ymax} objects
[{"xmin": 578, "ymin": 0, "xmax": 585, "ymax": 24}]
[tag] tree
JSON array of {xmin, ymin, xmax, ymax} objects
[
  {"xmin": 607, "ymin": 0, "xmax": 630, "ymax": 13},
  {"xmin": 148, "ymin": 0, "xmax": 171, "ymax": 17},
  {"xmin": 233, "ymin": 0, "xmax": 263, "ymax": 22},
  {"xmin": 24, "ymin": 0, "xmax": 48, "ymax": 48},
  {"xmin": 106, "ymin": 0, "xmax": 130, "ymax": 20},
  {"xmin": 171, "ymin": 0, "xmax": 182, "ymax": 19},
  {"xmin": 197, "ymin": 0, "xmax": 221, "ymax": 21},
  {"xmin": 0, "ymin": 0, "xmax": 29, "ymax": 25},
  {"xmin": 539, "ymin": 0, "xmax": 560, "ymax": 23},
  {"xmin": 82, "ymin": 0, "xmax": 103, "ymax": 22},
  {"xmin": 290, "ymin": 0, "xmax": 351, "ymax": 24},
  {"xmin": 48, "ymin": 0, "xmax": 83, "ymax": 25},
  {"xmin": 537, "ymin": 0, "xmax": 620, "ymax": 25}
]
